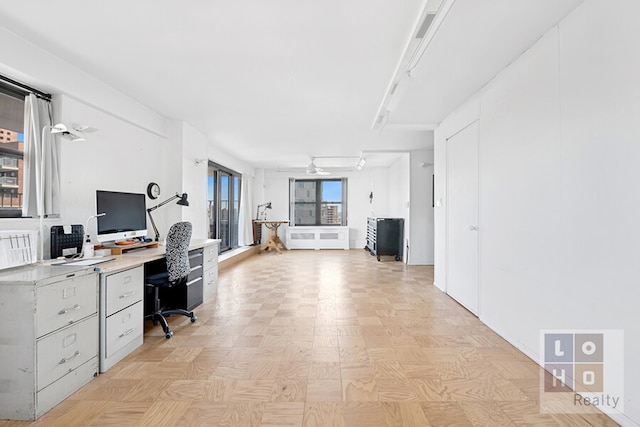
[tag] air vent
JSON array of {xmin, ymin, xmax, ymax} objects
[{"xmin": 415, "ymin": 13, "xmax": 436, "ymax": 39}]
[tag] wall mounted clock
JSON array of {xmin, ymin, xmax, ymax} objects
[{"xmin": 147, "ymin": 182, "xmax": 161, "ymax": 199}]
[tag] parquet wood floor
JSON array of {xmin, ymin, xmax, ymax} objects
[{"xmin": 2, "ymin": 250, "xmax": 619, "ymax": 426}]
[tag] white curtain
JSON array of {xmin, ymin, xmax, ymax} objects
[
  {"xmin": 237, "ymin": 175, "xmax": 254, "ymax": 246},
  {"xmin": 289, "ymin": 178, "xmax": 296, "ymax": 225},
  {"xmin": 22, "ymin": 95, "xmax": 59, "ymax": 217}
]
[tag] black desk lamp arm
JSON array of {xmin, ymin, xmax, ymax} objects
[{"xmin": 146, "ymin": 193, "xmax": 181, "ymax": 242}]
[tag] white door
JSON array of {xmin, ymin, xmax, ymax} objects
[{"xmin": 446, "ymin": 121, "xmax": 479, "ymax": 315}]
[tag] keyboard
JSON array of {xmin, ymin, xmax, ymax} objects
[{"xmin": 126, "ymin": 247, "xmax": 148, "ymax": 253}]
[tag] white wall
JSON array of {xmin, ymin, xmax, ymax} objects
[
  {"xmin": 346, "ymin": 169, "xmax": 379, "ymax": 248},
  {"xmin": 370, "ymin": 167, "xmax": 390, "ymax": 219},
  {"xmin": 409, "ymin": 150, "xmax": 434, "ymax": 265},
  {"xmin": 262, "ymin": 168, "xmax": 393, "ymax": 249},
  {"xmin": 388, "ymin": 154, "xmax": 409, "ymax": 220},
  {"xmin": 261, "ymin": 156, "xmax": 434, "ymax": 262},
  {"xmin": 206, "ymin": 141, "xmax": 256, "ymax": 178},
  {"xmin": 180, "ymin": 121, "xmax": 209, "ymax": 239},
  {"xmin": 434, "ymin": 0, "xmax": 640, "ymax": 424},
  {"xmin": 58, "ymin": 95, "xmax": 170, "ymax": 240},
  {"xmin": 0, "ymin": 27, "xmax": 166, "ymax": 138},
  {"xmin": 0, "ymin": 24, "xmax": 253, "ymax": 253},
  {"xmin": 388, "ymin": 154, "xmax": 410, "ymax": 261}
]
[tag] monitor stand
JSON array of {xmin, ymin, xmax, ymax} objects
[{"xmin": 102, "ymin": 241, "xmax": 159, "ymax": 255}]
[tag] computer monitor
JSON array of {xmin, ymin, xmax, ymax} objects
[{"xmin": 96, "ymin": 190, "xmax": 148, "ymax": 243}]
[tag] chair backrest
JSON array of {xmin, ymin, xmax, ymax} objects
[{"xmin": 165, "ymin": 221, "xmax": 192, "ymax": 283}]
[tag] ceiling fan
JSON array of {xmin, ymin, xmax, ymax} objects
[{"xmin": 306, "ymin": 158, "xmax": 330, "ymax": 175}]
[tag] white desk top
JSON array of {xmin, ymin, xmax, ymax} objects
[
  {"xmin": 0, "ymin": 239, "xmax": 220, "ymax": 282},
  {"xmin": 0, "ymin": 262, "xmax": 93, "ymax": 285},
  {"xmin": 95, "ymin": 238, "xmax": 219, "ymax": 274}
]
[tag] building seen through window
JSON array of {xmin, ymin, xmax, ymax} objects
[
  {"xmin": 292, "ymin": 179, "xmax": 346, "ymax": 226},
  {"xmin": 0, "ymin": 88, "xmax": 25, "ymax": 216},
  {"xmin": 207, "ymin": 162, "xmax": 241, "ymax": 253}
]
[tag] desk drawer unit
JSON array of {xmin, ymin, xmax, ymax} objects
[
  {"xmin": 105, "ymin": 266, "xmax": 144, "ymax": 316},
  {"xmin": 36, "ymin": 315, "xmax": 98, "ymax": 391},
  {"xmin": 0, "ymin": 267, "xmax": 101, "ymax": 420},
  {"xmin": 188, "ymin": 249, "xmax": 204, "ymax": 309},
  {"xmin": 203, "ymin": 264, "xmax": 218, "ymax": 301},
  {"xmin": 100, "ymin": 265, "xmax": 144, "ymax": 373},
  {"xmin": 105, "ymin": 300, "xmax": 143, "ymax": 358},
  {"xmin": 161, "ymin": 249, "xmax": 205, "ymax": 311},
  {"xmin": 35, "ymin": 273, "xmax": 98, "ymax": 338},
  {"xmin": 203, "ymin": 242, "xmax": 219, "ymax": 301}
]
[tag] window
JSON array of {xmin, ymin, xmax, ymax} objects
[
  {"xmin": 290, "ymin": 178, "xmax": 347, "ymax": 226},
  {"xmin": 0, "ymin": 85, "xmax": 26, "ymax": 217},
  {"xmin": 207, "ymin": 162, "xmax": 242, "ymax": 253}
]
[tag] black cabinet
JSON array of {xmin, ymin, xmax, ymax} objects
[
  {"xmin": 184, "ymin": 249, "xmax": 204, "ymax": 310},
  {"xmin": 144, "ymin": 248, "xmax": 204, "ymax": 313},
  {"xmin": 366, "ymin": 217, "xmax": 404, "ymax": 261}
]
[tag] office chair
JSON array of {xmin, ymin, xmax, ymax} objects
[{"xmin": 145, "ymin": 221, "xmax": 197, "ymax": 338}]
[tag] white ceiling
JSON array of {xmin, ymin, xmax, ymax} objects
[{"xmin": 0, "ymin": 0, "xmax": 583, "ymax": 170}]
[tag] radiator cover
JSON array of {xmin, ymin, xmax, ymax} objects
[{"xmin": 285, "ymin": 226, "xmax": 349, "ymax": 250}]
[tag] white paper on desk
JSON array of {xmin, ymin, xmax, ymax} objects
[{"xmin": 0, "ymin": 230, "xmax": 38, "ymax": 270}]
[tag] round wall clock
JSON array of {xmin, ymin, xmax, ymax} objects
[{"xmin": 147, "ymin": 182, "xmax": 161, "ymax": 199}]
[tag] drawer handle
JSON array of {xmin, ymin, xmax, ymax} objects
[
  {"xmin": 58, "ymin": 304, "xmax": 81, "ymax": 315},
  {"xmin": 119, "ymin": 328, "xmax": 135, "ymax": 338},
  {"xmin": 59, "ymin": 350, "xmax": 80, "ymax": 365},
  {"xmin": 119, "ymin": 291, "xmax": 136, "ymax": 299}
]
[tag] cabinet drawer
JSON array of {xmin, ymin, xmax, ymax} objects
[
  {"xmin": 105, "ymin": 301, "xmax": 143, "ymax": 358},
  {"xmin": 36, "ymin": 274, "xmax": 97, "ymax": 338},
  {"xmin": 37, "ymin": 357, "xmax": 98, "ymax": 418},
  {"xmin": 203, "ymin": 266, "xmax": 218, "ymax": 301},
  {"xmin": 186, "ymin": 277, "xmax": 203, "ymax": 310},
  {"xmin": 189, "ymin": 249, "xmax": 203, "ymax": 268},
  {"xmin": 36, "ymin": 315, "xmax": 98, "ymax": 391},
  {"xmin": 203, "ymin": 245, "xmax": 217, "ymax": 271},
  {"xmin": 105, "ymin": 266, "xmax": 143, "ymax": 316},
  {"xmin": 187, "ymin": 264, "xmax": 203, "ymax": 282}
]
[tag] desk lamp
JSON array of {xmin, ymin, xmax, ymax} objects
[
  {"xmin": 146, "ymin": 193, "xmax": 189, "ymax": 241},
  {"xmin": 256, "ymin": 202, "xmax": 272, "ymax": 220},
  {"xmin": 82, "ymin": 212, "xmax": 106, "ymax": 258}
]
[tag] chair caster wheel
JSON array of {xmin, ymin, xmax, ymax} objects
[
  {"xmin": 191, "ymin": 315, "xmax": 197, "ymax": 323},
  {"xmin": 165, "ymin": 331, "xmax": 174, "ymax": 339}
]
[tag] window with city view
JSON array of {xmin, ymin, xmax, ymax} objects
[
  {"xmin": 0, "ymin": 87, "xmax": 25, "ymax": 217},
  {"xmin": 291, "ymin": 178, "xmax": 346, "ymax": 226},
  {"xmin": 208, "ymin": 162, "xmax": 241, "ymax": 253}
]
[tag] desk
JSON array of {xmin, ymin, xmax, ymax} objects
[
  {"xmin": 255, "ymin": 220, "xmax": 289, "ymax": 254},
  {"xmin": 96, "ymin": 239, "xmax": 219, "ymax": 372},
  {"xmin": 0, "ymin": 239, "xmax": 219, "ymax": 419}
]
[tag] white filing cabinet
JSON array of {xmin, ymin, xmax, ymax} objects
[
  {"xmin": 99, "ymin": 265, "xmax": 144, "ymax": 372},
  {"xmin": 0, "ymin": 264, "xmax": 99, "ymax": 420},
  {"xmin": 202, "ymin": 241, "xmax": 219, "ymax": 301}
]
